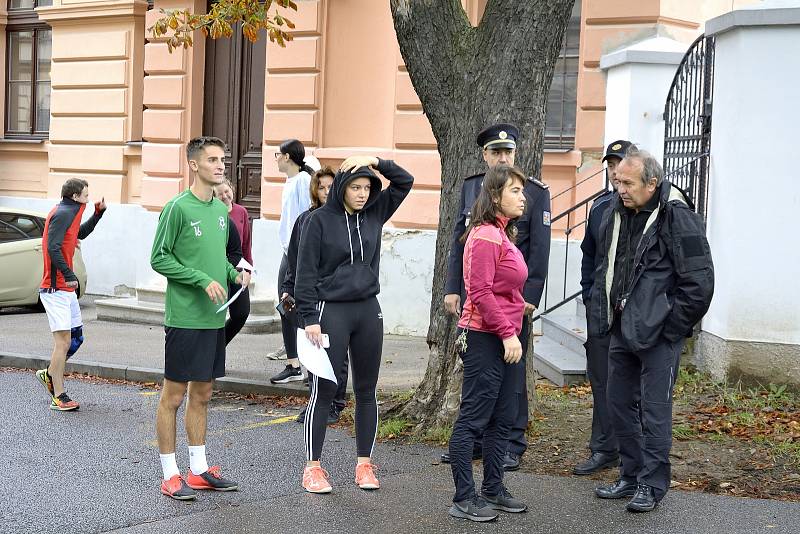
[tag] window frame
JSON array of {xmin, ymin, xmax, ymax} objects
[
  {"xmin": 4, "ymin": 0, "xmax": 52, "ymax": 139},
  {"xmin": 544, "ymin": 1, "xmax": 581, "ymax": 151},
  {"xmin": 0, "ymin": 212, "xmax": 44, "ymax": 242}
]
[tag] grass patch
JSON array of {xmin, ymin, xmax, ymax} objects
[
  {"xmin": 377, "ymin": 417, "xmax": 411, "ymax": 439},
  {"xmin": 771, "ymin": 439, "xmax": 800, "ymax": 466},
  {"xmin": 673, "ymin": 423, "xmax": 698, "ymax": 440},
  {"xmin": 423, "ymin": 425, "xmax": 452, "ymax": 445}
]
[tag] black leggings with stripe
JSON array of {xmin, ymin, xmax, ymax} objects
[{"xmin": 305, "ymin": 297, "xmax": 383, "ymax": 461}]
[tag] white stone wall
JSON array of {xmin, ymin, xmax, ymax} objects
[
  {"xmin": 704, "ymin": 20, "xmax": 800, "ymax": 345},
  {"xmin": 601, "ymin": 36, "xmax": 686, "ymax": 161}
]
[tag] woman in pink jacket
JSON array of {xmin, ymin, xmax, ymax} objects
[{"xmin": 448, "ymin": 165, "xmax": 529, "ymax": 522}]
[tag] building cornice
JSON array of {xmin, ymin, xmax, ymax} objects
[
  {"xmin": 707, "ymin": 3, "xmax": 800, "ymax": 37},
  {"xmin": 36, "ymin": 0, "xmax": 149, "ymax": 24}
]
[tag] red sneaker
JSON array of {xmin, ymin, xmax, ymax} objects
[
  {"xmin": 160, "ymin": 474, "xmax": 196, "ymax": 500},
  {"xmin": 302, "ymin": 465, "xmax": 332, "ymax": 494},
  {"xmin": 186, "ymin": 465, "xmax": 238, "ymax": 491},
  {"xmin": 50, "ymin": 392, "xmax": 79, "ymax": 412},
  {"xmin": 355, "ymin": 462, "xmax": 380, "ymax": 490}
]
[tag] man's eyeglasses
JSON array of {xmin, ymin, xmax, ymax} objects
[{"xmin": 274, "ymin": 152, "xmax": 283, "ymax": 159}]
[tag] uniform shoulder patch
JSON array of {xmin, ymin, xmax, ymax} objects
[{"xmin": 528, "ymin": 177, "xmax": 549, "ymax": 190}]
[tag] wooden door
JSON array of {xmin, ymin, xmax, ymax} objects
[{"xmin": 203, "ymin": 25, "xmax": 266, "ymax": 217}]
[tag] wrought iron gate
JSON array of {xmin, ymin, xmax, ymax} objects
[{"xmin": 663, "ymin": 34, "xmax": 716, "ymax": 218}]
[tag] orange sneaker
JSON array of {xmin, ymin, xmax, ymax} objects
[
  {"xmin": 302, "ymin": 465, "xmax": 332, "ymax": 494},
  {"xmin": 50, "ymin": 392, "xmax": 79, "ymax": 412},
  {"xmin": 186, "ymin": 465, "xmax": 238, "ymax": 491},
  {"xmin": 355, "ymin": 462, "xmax": 380, "ymax": 490},
  {"xmin": 160, "ymin": 474, "xmax": 196, "ymax": 500}
]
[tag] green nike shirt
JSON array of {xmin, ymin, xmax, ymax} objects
[{"xmin": 150, "ymin": 189, "xmax": 239, "ymax": 329}]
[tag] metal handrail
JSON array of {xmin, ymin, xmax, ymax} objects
[{"xmin": 550, "ymin": 165, "xmax": 607, "ymax": 201}]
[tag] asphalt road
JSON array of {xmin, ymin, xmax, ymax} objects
[{"xmin": 2, "ymin": 369, "xmax": 798, "ymax": 534}]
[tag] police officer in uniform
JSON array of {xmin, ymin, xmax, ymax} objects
[
  {"xmin": 590, "ymin": 146, "xmax": 714, "ymax": 512},
  {"xmin": 573, "ymin": 140, "xmax": 632, "ymax": 476},
  {"xmin": 440, "ymin": 123, "xmax": 551, "ymax": 470}
]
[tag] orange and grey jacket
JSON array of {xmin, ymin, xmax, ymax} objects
[{"xmin": 40, "ymin": 198, "xmax": 105, "ymax": 292}]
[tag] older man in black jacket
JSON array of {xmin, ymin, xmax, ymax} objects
[{"xmin": 589, "ymin": 146, "xmax": 714, "ymax": 513}]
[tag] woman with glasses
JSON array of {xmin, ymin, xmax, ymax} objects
[{"xmin": 269, "ymin": 140, "xmax": 316, "ymax": 384}]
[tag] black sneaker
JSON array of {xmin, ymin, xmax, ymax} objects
[
  {"xmin": 270, "ymin": 365, "xmax": 303, "ymax": 384},
  {"xmin": 327, "ymin": 406, "xmax": 341, "ymax": 425},
  {"xmin": 483, "ymin": 486, "xmax": 527, "ymax": 513},
  {"xmin": 449, "ymin": 496, "xmax": 499, "ymax": 522},
  {"xmin": 296, "ymin": 406, "xmax": 307, "ymax": 424}
]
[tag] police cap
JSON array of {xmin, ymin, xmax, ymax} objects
[
  {"xmin": 602, "ymin": 140, "xmax": 633, "ymax": 163},
  {"xmin": 477, "ymin": 123, "xmax": 519, "ymax": 151}
]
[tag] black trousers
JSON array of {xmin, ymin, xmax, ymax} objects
[
  {"xmin": 305, "ymin": 349, "xmax": 349, "ymax": 410},
  {"xmin": 450, "ymin": 330, "xmax": 522, "ymax": 503},
  {"xmin": 460, "ymin": 319, "xmax": 529, "ymax": 457},
  {"xmin": 277, "ymin": 254, "xmax": 298, "ymax": 359},
  {"xmin": 305, "ymin": 298, "xmax": 383, "ymax": 461},
  {"xmin": 584, "ymin": 330, "xmax": 618, "ymax": 455},
  {"xmin": 608, "ymin": 322, "xmax": 683, "ymax": 502},
  {"xmin": 224, "ymin": 284, "xmax": 250, "ymax": 345}
]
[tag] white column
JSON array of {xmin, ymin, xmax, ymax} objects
[
  {"xmin": 698, "ymin": 0, "xmax": 800, "ymax": 383},
  {"xmin": 600, "ymin": 37, "xmax": 686, "ymax": 160}
]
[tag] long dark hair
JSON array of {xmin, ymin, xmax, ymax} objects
[
  {"xmin": 310, "ymin": 166, "xmax": 335, "ymax": 209},
  {"xmin": 460, "ymin": 165, "xmax": 526, "ymax": 243},
  {"xmin": 279, "ymin": 139, "xmax": 315, "ymax": 175}
]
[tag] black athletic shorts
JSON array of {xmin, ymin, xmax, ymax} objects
[{"xmin": 164, "ymin": 327, "xmax": 226, "ymax": 382}]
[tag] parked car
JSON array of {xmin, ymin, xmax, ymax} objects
[{"xmin": 0, "ymin": 207, "xmax": 88, "ymax": 308}]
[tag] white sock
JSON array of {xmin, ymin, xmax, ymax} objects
[
  {"xmin": 188, "ymin": 445, "xmax": 209, "ymax": 475},
  {"xmin": 160, "ymin": 453, "xmax": 179, "ymax": 480}
]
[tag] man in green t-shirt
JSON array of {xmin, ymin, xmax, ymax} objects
[{"xmin": 150, "ymin": 136, "xmax": 251, "ymax": 500}]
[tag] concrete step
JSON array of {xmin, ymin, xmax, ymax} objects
[
  {"xmin": 576, "ymin": 296, "xmax": 586, "ymax": 318},
  {"xmin": 95, "ymin": 297, "xmax": 281, "ymax": 334},
  {"xmin": 541, "ymin": 313, "xmax": 587, "ymax": 354},
  {"xmin": 136, "ymin": 287, "xmax": 276, "ymax": 316},
  {"xmin": 533, "ymin": 336, "xmax": 587, "ymax": 387}
]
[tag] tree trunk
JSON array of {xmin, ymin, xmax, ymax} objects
[
  {"xmin": 390, "ymin": 0, "xmax": 574, "ymax": 430},
  {"xmin": 526, "ymin": 317, "xmax": 538, "ymax": 415}
]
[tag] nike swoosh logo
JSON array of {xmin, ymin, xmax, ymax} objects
[{"xmin": 190, "ymin": 220, "xmax": 201, "ymax": 226}]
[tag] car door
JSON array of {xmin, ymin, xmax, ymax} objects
[{"xmin": 0, "ymin": 212, "xmax": 45, "ymax": 306}]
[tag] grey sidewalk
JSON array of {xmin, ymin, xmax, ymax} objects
[{"xmin": 0, "ymin": 296, "xmax": 429, "ymax": 396}]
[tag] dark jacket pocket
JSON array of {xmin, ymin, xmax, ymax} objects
[{"xmin": 623, "ymin": 280, "xmax": 672, "ymax": 351}]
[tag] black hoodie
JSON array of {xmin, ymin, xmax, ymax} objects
[{"xmin": 295, "ymin": 158, "xmax": 414, "ymax": 327}]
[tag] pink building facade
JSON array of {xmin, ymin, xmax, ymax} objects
[{"xmin": 0, "ymin": 0, "xmax": 750, "ymax": 227}]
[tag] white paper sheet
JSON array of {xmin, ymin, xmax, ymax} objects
[
  {"xmin": 296, "ymin": 329, "xmax": 337, "ymax": 384},
  {"xmin": 216, "ymin": 284, "xmax": 245, "ymax": 313},
  {"xmin": 237, "ymin": 258, "xmax": 256, "ymax": 274}
]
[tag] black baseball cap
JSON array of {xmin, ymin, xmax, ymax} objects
[
  {"xmin": 476, "ymin": 123, "xmax": 519, "ymax": 150},
  {"xmin": 602, "ymin": 140, "xmax": 633, "ymax": 163}
]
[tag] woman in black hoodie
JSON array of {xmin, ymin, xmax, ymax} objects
[{"xmin": 295, "ymin": 155, "xmax": 413, "ymax": 494}]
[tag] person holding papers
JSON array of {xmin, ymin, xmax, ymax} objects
[
  {"xmin": 294, "ymin": 155, "xmax": 413, "ymax": 494},
  {"xmin": 214, "ymin": 178, "xmax": 253, "ymax": 345},
  {"xmin": 150, "ymin": 136, "xmax": 251, "ymax": 500},
  {"xmin": 280, "ymin": 167, "xmax": 350, "ymax": 423}
]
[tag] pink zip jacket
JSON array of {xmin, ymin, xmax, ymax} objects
[{"xmin": 458, "ymin": 217, "xmax": 528, "ymax": 340}]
